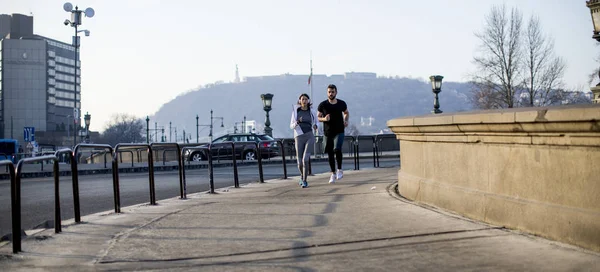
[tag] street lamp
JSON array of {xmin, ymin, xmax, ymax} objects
[
  {"xmin": 260, "ymin": 93, "xmax": 274, "ymax": 137},
  {"xmin": 586, "ymin": 1, "xmax": 600, "ymax": 103},
  {"xmin": 587, "ymin": 1, "xmax": 600, "ymax": 42},
  {"xmin": 146, "ymin": 116, "xmax": 150, "ymax": 144},
  {"xmin": 429, "ymin": 75, "xmax": 443, "ymax": 114},
  {"xmin": 84, "ymin": 112, "xmax": 90, "ymax": 143},
  {"xmin": 210, "ymin": 109, "xmax": 224, "ymax": 142},
  {"xmin": 63, "ymin": 2, "xmax": 94, "ymax": 147}
]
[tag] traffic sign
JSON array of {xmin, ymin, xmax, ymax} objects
[{"xmin": 23, "ymin": 127, "xmax": 35, "ymax": 142}]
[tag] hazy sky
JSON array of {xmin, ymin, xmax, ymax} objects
[{"xmin": 1, "ymin": 0, "xmax": 597, "ymax": 131}]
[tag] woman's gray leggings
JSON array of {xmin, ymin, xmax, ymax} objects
[{"xmin": 295, "ymin": 131, "xmax": 315, "ymax": 180}]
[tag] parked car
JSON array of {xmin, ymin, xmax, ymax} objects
[{"xmin": 187, "ymin": 133, "xmax": 279, "ymax": 161}]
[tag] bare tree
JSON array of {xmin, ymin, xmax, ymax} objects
[
  {"xmin": 471, "ymin": 5, "xmax": 523, "ymax": 109},
  {"xmin": 97, "ymin": 113, "xmax": 146, "ymax": 146},
  {"xmin": 587, "ymin": 47, "xmax": 600, "ymax": 86},
  {"xmin": 522, "ymin": 15, "xmax": 566, "ymax": 107},
  {"xmin": 468, "ymin": 82, "xmax": 504, "ymax": 109}
]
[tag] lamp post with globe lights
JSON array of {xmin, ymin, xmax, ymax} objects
[{"xmin": 63, "ymin": 2, "xmax": 94, "ymax": 146}]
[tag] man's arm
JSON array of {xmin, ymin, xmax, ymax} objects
[
  {"xmin": 343, "ymin": 109, "xmax": 349, "ymax": 127},
  {"xmin": 318, "ymin": 111, "xmax": 329, "ymax": 122}
]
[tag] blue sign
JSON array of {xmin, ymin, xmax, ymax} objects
[{"xmin": 24, "ymin": 127, "xmax": 35, "ymax": 142}]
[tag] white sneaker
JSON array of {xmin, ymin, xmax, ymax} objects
[
  {"xmin": 329, "ymin": 173, "xmax": 336, "ymax": 184},
  {"xmin": 336, "ymin": 169, "xmax": 343, "ymax": 180}
]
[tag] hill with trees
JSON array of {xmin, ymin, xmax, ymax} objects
[{"xmin": 149, "ymin": 73, "xmax": 473, "ymax": 141}]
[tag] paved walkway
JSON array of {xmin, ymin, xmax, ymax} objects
[{"xmin": 0, "ymin": 167, "xmax": 598, "ymax": 271}]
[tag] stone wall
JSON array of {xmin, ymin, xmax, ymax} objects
[{"xmin": 387, "ymin": 104, "xmax": 600, "ymax": 252}]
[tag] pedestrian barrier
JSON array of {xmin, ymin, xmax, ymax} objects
[
  {"xmin": 150, "ymin": 143, "xmax": 184, "ymax": 199},
  {"xmin": 54, "ymin": 148, "xmax": 80, "ymax": 222},
  {"xmin": 231, "ymin": 141, "xmax": 264, "ymax": 183},
  {"xmin": 207, "ymin": 144, "xmax": 217, "ymax": 192},
  {"xmin": 374, "ymin": 134, "xmax": 398, "ymax": 168},
  {"xmin": 275, "ymin": 139, "xmax": 287, "ymax": 180},
  {"xmin": 225, "ymin": 142, "xmax": 240, "ymax": 188},
  {"xmin": 117, "ymin": 149, "xmax": 135, "ymax": 167},
  {"xmin": 355, "ymin": 135, "xmax": 377, "ymax": 168},
  {"xmin": 113, "ymin": 143, "xmax": 156, "ymax": 211},
  {"xmin": 75, "ymin": 144, "xmax": 117, "ymax": 214},
  {"xmin": 180, "ymin": 145, "xmax": 211, "ymax": 196},
  {"xmin": 1, "ymin": 160, "xmax": 17, "ymax": 253},
  {"xmin": 256, "ymin": 142, "xmax": 264, "ymax": 183},
  {"xmin": 6, "ymin": 133, "xmax": 400, "ymax": 255},
  {"xmin": 13, "ymin": 155, "xmax": 60, "ymax": 254},
  {"xmin": 89, "ymin": 150, "xmax": 110, "ymax": 168}
]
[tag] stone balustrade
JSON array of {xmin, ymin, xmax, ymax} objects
[{"xmin": 387, "ymin": 104, "xmax": 600, "ymax": 252}]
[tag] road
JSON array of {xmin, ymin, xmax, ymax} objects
[{"xmin": 0, "ymin": 158, "xmax": 399, "ymax": 239}]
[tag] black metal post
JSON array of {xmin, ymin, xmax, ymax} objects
[
  {"xmin": 196, "ymin": 115, "xmax": 199, "ymax": 143},
  {"xmin": 208, "ymin": 145, "xmax": 215, "ymax": 193},
  {"xmin": 264, "ymin": 110, "xmax": 272, "ymax": 137},
  {"xmin": 231, "ymin": 142, "xmax": 239, "ymax": 188},
  {"xmin": 279, "ymin": 140, "xmax": 287, "ymax": 179},
  {"xmin": 210, "ymin": 109, "xmax": 213, "ymax": 142},
  {"xmin": 146, "ymin": 116, "xmax": 150, "ymax": 144},
  {"xmin": 433, "ymin": 90, "xmax": 443, "ymax": 114},
  {"xmin": 53, "ymin": 160, "xmax": 61, "ymax": 233},
  {"xmin": 257, "ymin": 143, "xmax": 264, "ymax": 183},
  {"xmin": 73, "ymin": 21, "xmax": 78, "ymax": 147}
]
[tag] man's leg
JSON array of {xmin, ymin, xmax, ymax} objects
[
  {"xmin": 324, "ymin": 135, "xmax": 335, "ymax": 173},
  {"xmin": 334, "ymin": 133, "xmax": 345, "ymax": 179},
  {"xmin": 324, "ymin": 135, "xmax": 337, "ymax": 183}
]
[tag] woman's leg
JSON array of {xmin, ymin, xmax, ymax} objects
[
  {"xmin": 295, "ymin": 134, "xmax": 308, "ymax": 180},
  {"xmin": 302, "ymin": 132, "xmax": 315, "ymax": 181}
]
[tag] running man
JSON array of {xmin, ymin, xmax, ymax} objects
[{"xmin": 317, "ymin": 84, "xmax": 349, "ymax": 184}]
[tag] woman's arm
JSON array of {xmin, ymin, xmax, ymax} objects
[{"xmin": 290, "ymin": 107, "xmax": 298, "ymax": 129}]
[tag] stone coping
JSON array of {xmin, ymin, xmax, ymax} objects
[{"xmin": 387, "ymin": 104, "xmax": 600, "ymax": 133}]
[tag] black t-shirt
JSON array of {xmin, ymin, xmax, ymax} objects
[{"xmin": 317, "ymin": 99, "xmax": 347, "ymax": 136}]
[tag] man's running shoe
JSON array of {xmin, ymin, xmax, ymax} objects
[
  {"xmin": 336, "ymin": 169, "xmax": 343, "ymax": 180},
  {"xmin": 329, "ymin": 173, "xmax": 336, "ymax": 184}
]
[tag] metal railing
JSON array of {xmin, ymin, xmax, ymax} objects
[
  {"xmin": 150, "ymin": 143, "xmax": 184, "ymax": 199},
  {"xmin": 374, "ymin": 134, "xmax": 398, "ymax": 167},
  {"xmin": 113, "ymin": 144, "xmax": 156, "ymax": 212},
  {"xmin": 180, "ymin": 146, "xmax": 210, "ymax": 196},
  {"xmin": 6, "ymin": 133, "xmax": 399, "ymax": 254},
  {"xmin": 72, "ymin": 144, "xmax": 116, "ymax": 216},
  {"xmin": 2, "ymin": 160, "xmax": 17, "ymax": 253},
  {"xmin": 13, "ymin": 155, "xmax": 60, "ymax": 254}
]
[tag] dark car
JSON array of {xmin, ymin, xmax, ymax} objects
[{"xmin": 188, "ymin": 133, "xmax": 279, "ymax": 161}]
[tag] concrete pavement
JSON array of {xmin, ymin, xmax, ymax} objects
[{"xmin": 0, "ymin": 167, "xmax": 598, "ymax": 271}]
